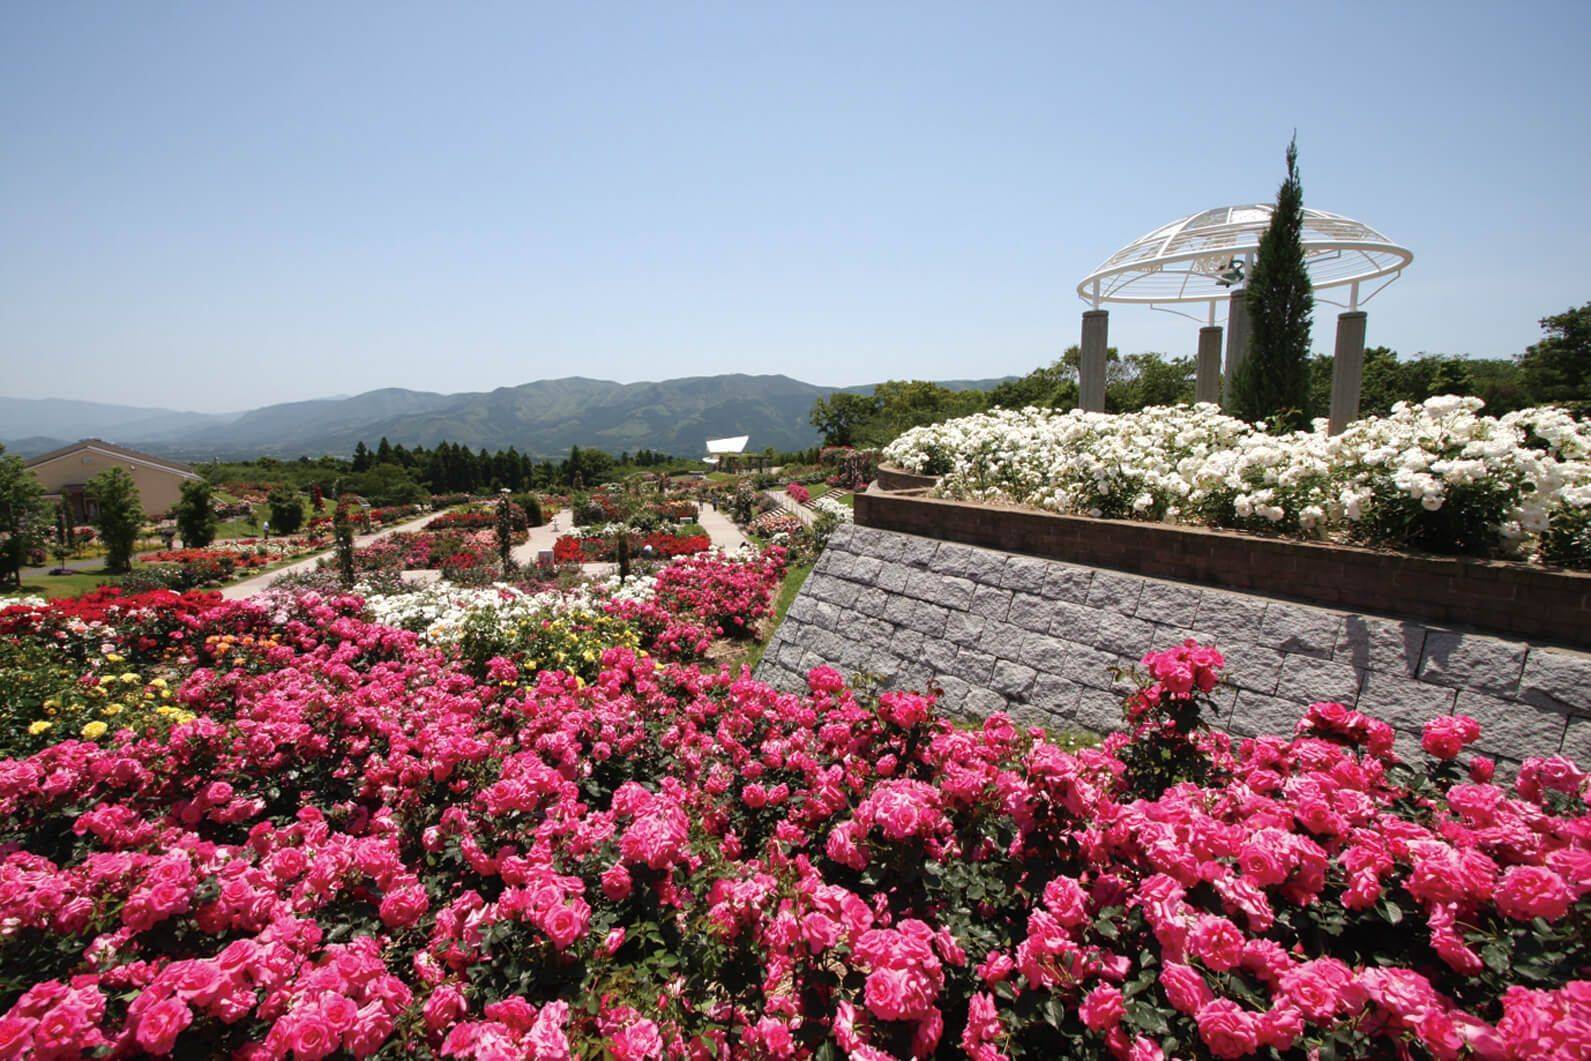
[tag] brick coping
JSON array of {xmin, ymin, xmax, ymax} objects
[{"xmin": 854, "ymin": 483, "xmax": 1591, "ymax": 649}]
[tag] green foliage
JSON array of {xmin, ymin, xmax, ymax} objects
[
  {"xmin": 1519, "ymin": 302, "xmax": 1591, "ymax": 412},
  {"xmin": 266, "ymin": 486, "xmax": 304, "ymax": 534},
  {"xmin": 1229, "ymin": 136, "xmax": 1314, "ymax": 427},
  {"xmin": 810, "ymin": 391, "xmax": 883, "ymax": 446},
  {"xmin": 85, "ymin": 467, "xmax": 142, "ymax": 573},
  {"xmin": 174, "ymin": 479, "xmax": 217, "ymax": 548},
  {"xmin": 332, "ymin": 502, "xmax": 356, "ymax": 587},
  {"xmin": 0, "ymin": 445, "xmax": 49, "ymax": 588},
  {"xmin": 344, "ymin": 463, "xmax": 428, "ymax": 507}
]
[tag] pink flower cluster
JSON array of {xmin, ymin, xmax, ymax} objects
[{"xmin": 0, "ymin": 585, "xmax": 1586, "ymax": 1058}]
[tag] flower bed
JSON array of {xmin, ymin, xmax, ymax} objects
[
  {"xmin": 787, "ymin": 482, "xmax": 812, "ymax": 504},
  {"xmin": 552, "ymin": 528, "xmax": 711, "ymax": 563},
  {"xmin": 0, "ymin": 570, "xmax": 1586, "ymax": 1057},
  {"xmin": 883, "ymin": 397, "xmax": 1591, "ymax": 568}
]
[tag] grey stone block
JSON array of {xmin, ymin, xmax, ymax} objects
[
  {"xmin": 1561, "ymin": 716, "xmax": 1591, "ymax": 765},
  {"xmin": 1519, "ymin": 648, "xmax": 1591, "ymax": 716},
  {"xmin": 810, "ymin": 599, "xmax": 841, "ymax": 630},
  {"xmin": 976, "ymin": 620, "xmax": 1027, "ymax": 659},
  {"xmin": 944, "ymin": 611, "xmax": 988, "ymax": 647},
  {"xmin": 1087, "ymin": 571, "xmax": 1145, "ymax": 615},
  {"xmin": 827, "ymin": 523, "xmax": 862, "ymax": 551},
  {"xmin": 1135, "ymin": 580, "xmax": 1203, "ymax": 628},
  {"xmin": 895, "ymin": 536, "xmax": 939, "ymax": 570},
  {"xmin": 836, "ymin": 639, "xmax": 872, "ymax": 670},
  {"xmin": 1048, "ymin": 600, "xmax": 1098, "ymax": 645},
  {"xmin": 927, "ymin": 542, "xmax": 977, "ymax": 577},
  {"xmin": 965, "ymin": 687, "xmax": 1008, "ymax": 716},
  {"xmin": 903, "ymin": 569, "xmax": 942, "ymax": 602},
  {"xmin": 1217, "ymin": 641, "xmax": 1286, "ymax": 695},
  {"xmin": 854, "ymin": 587, "xmax": 890, "ymax": 619},
  {"xmin": 1001, "ymin": 555, "xmax": 1050, "ymax": 594},
  {"xmin": 808, "ymin": 575, "xmax": 860, "ymax": 609},
  {"xmin": 1259, "ymin": 603, "xmax": 1343, "ymax": 659},
  {"xmin": 1228, "ymin": 690, "xmax": 1303, "ymax": 737},
  {"xmin": 882, "ymin": 594, "xmax": 918, "ymax": 628},
  {"xmin": 784, "ymin": 595, "xmax": 817, "ymax": 625},
  {"xmin": 1029, "ymin": 674, "xmax": 1081, "ymax": 719},
  {"xmin": 901, "ymin": 601, "xmax": 949, "ymax": 637},
  {"xmin": 809, "ymin": 629, "xmax": 847, "ymax": 662},
  {"xmin": 1334, "ymin": 616, "xmax": 1427, "ymax": 677},
  {"xmin": 876, "ymin": 563, "xmax": 912, "ymax": 594},
  {"xmin": 1015, "ymin": 632, "xmax": 1072, "ymax": 673},
  {"xmin": 969, "ymin": 584, "xmax": 1013, "ymax": 622},
  {"xmin": 1194, "ymin": 591, "xmax": 1269, "ymax": 644},
  {"xmin": 1055, "ymin": 641, "xmax": 1126, "ymax": 690},
  {"xmin": 1008, "ymin": 592, "xmax": 1055, "ymax": 633},
  {"xmin": 992, "ymin": 659, "xmax": 1038, "ymax": 700},
  {"xmin": 1092, "ymin": 610, "xmax": 1157, "ymax": 658},
  {"xmin": 1278, "ymin": 654, "xmax": 1363, "ymax": 706},
  {"xmin": 1041, "ymin": 563, "xmax": 1095, "ymax": 603},
  {"xmin": 1452, "ymin": 689, "xmax": 1570, "ymax": 761},
  {"xmin": 921, "ymin": 637, "xmax": 961, "ymax": 675},
  {"xmin": 931, "ymin": 541, "xmax": 1006, "ymax": 583},
  {"xmin": 952, "ymin": 647, "xmax": 997, "ymax": 686},
  {"xmin": 1357, "ymin": 671, "xmax": 1458, "ymax": 730},
  {"xmin": 931, "ymin": 674, "xmax": 974, "ymax": 718},
  {"xmin": 1074, "ymin": 687, "xmax": 1124, "ymax": 733},
  {"xmin": 848, "ymin": 554, "xmax": 884, "ymax": 584},
  {"xmin": 776, "ymin": 640, "xmax": 805, "ymax": 669},
  {"xmin": 929, "ymin": 575, "xmax": 977, "ymax": 611},
  {"xmin": 890, "ymin": 627, "xmax": 926, "ymax": 662},
  {"xmin": 836, "ymin": 611, "xmax": 892, "ymax": 645},
  {"xmin": 1419, "ymin": 631, "xmax": 1527, "ymax": 695}
]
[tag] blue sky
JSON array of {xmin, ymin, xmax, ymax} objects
[{"xmin": 3, "ymin": 1, "xmax": 1588, "ymax": 411}]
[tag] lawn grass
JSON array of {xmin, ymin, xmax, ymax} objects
[
  {"xmin": 4, "ymin": 568, "xmax": 127, "ymax": 600},
  {"xmin": 741, "ymin": 558, "xmax": 815, "ymax": 670},
  {"xmin": 836, "ymin": 492, "xmax": 854, "ymax": 508}
]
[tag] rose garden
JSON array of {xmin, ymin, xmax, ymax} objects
[{"xmin": 0, "ymin": 388, "xmax": 1585, "ymax": 1060}]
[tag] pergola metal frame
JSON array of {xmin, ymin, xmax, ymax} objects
[{"xmin": 1076, "ymin": 205, "xmax": 1413, "ymax": 323}]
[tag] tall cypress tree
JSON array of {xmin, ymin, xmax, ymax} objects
[{"xmin": 1229, "ymin": 135, "xmax": 1314, "ymax": 428}]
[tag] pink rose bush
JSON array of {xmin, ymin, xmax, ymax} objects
[{"xmin": 0, "ymin": 581, "xmax": 1587, "ymax": 1057}]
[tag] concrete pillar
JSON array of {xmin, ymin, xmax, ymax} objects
[
  {"xmin": 1078, "ymin": 309, "xmax": 1108, "ymax": 412},
  {"xmin": 1222, "ymin": 289, "xmax": 1250, "ymax": 409},
  {"xmin": 1196, "ymin": 326, "xmax": 1223, "ymax": 404},
  {"xmin": 1329, "ymin": 311, "xmax": 1368, "ymax": 435}
]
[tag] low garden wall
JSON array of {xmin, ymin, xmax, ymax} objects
[{"xmin": 755, "ymin": 520, "xmax": 1591, "ymax": 768}]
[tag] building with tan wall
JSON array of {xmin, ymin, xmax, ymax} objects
[{"xmin": 25, "ymin": 439, "xmax": 203, "ymax": 521}]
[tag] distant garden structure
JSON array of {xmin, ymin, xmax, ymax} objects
[{"xmin": 1075, "ymin": 143, "xmax": 1412, "ymax": 432}]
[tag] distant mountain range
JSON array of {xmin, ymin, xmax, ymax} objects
[{"xmin": 1, "ymin": 374, "xmax": 1009, "ymax": 461}]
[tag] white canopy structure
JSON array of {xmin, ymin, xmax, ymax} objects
[
  {"xmin": 705, "ymin": 435, "xmax": 749, "ymax": 456},
  {"xmin": 1077, "ymin": 204, "xmax": 1411, "ymax": 320},
  {"xmin": 1071, "ymin": 203, "xmax": 1412, "ymax": 432}
]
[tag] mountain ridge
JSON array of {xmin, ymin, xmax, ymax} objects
[{"xmin": 2, "ymin": 372, "xmax": 1011, "ymax": 460}]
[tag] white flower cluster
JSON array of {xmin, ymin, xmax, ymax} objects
[
  {"xmin": 360, "ymin": 574, "xmax": 658, "ymax": 647},
  {"xmin": 882, "ymin": 397, "xmax": 1591, "ymax": 561},
  {"xmin": 813, "ymin": 496, "xmax": 854, "ymax": 524}
]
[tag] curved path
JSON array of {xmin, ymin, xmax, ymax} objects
[{"xmin": 221, "ymin": 509, "xmax": 442, "ymax": 599}]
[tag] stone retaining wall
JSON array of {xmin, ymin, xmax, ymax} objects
[{"xmin": 754, "ymin": 524, "xmax": 1591, "ymax": 768}]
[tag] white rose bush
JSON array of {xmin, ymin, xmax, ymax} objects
[{"xmin": 883, "ymin": 397, "xmax": 1591, "ymax": 567}]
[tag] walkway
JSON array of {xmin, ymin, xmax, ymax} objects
[
  {"xmin": 697, "ymin": 502, "xmax": 751, "ymax": 553},
  {"xmin": 221, "ymin": 509, "xmax": 442, "ymax": 599}
]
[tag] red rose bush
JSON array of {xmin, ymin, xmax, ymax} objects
[{"xmin": 0, "ymin": 573, "xmax": 1586, "ymax": 1058}]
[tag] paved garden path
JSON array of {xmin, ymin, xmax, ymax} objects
[
  {"xmin": 697, "ymin": 501, "xmax": 751, "ymax": 552},
  {"xmin": 221, "ymin": 509, "xmax": 442, "ymax": 599}
]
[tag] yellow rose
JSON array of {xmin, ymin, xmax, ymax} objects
[
  {"xmin": 81, "ymin": 721, "xmax": 108, "ymax": 739},
  {"xmin": 28, "ymin": 720, "xmax": 52, "ymax": 735},
  {"xmin": 104, "ymin": 652, "xmax": 124, "ymax": 663}
]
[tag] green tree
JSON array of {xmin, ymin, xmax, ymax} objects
[
  {"xmin": 1229, "ymin": 136, "xmax": 1314, "ymax": 427},
  {"xmin": 174, "ymin": 479, "xmax": 218, "ymax": 548},
  {"xmin": 1519, "ymin": 302, "xmax": 1591, "ymax": 410},
  {"xmin": 333, "ymin": 501, "xmax": 356, "ymax": 587},
  {"xmin": 86, "ymin": 467, "xmax": 142, "ymax": 573},
  {"xmin": 1109, "ymin": 353, "xmax": 1195, "ymax": 412},
  {"xmin": 51, "ymin": 503, "xmax": 72, "ymax": 572},
  {"xmin": 0, "ymin": 445, "xmax": 49, "ymax": 588},
  {"xmin": 809, "ymin": 392, "xmax": 882, "ymax": 446},
  {"xmin": 351, "ymin": 441, "xmax": 373, "ymax": 473},
  {"xmin": 267, "ymin": 486, "xmax": 304, "ymax": 534}
]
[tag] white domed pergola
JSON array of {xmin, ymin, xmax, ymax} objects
[{"xmin": 1072, "ymin": 204, "xmax": 1412, "ymax": 431}]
